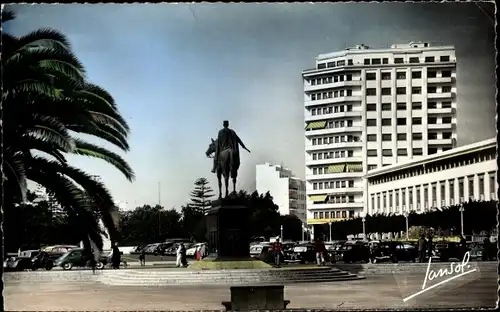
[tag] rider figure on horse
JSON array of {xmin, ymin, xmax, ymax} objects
[{"xmin": 211, "ymin": 120, "xmax": 250, "ymax": 173}]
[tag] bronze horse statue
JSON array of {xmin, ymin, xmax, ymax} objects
[{"xmin": 206, "ymin": 138, "xmax": 240, "ymax": 199}]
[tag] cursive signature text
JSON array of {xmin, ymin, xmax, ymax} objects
[{"xmin": 402, "ymin": 251, "xmax": 476, "ymax": 302}]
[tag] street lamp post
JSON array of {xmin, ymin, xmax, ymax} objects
[
  {"xmin": 403, "ymin": 211, "xmax": 409, "ymax": 240},
  {"xmin": 280, "ymin": 225, "xmax": 284, "ymax": 241},
  {"xmin": 459, "ymin": 205, "xmax": 465, "ymax": 236},
  {"xmin": 302, "ymin": 223, "xmax": 305, "ymax": 242},
  {"xmin": 328, "ymin": 222, "xmax": 332, "ymax": 242},
  {"xmin": 362, "ymin": 217, "xmax": 366, "ymax": 239}
]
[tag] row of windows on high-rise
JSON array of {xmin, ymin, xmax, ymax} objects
[
  {"xmin": 309, "ymin": 74, "xmax": 354, "ymax": 85},
  {"xmin": 312, "ymin": 210, "xmax": 355, "ymax": 220},
  {"xmin": 366, "ymin": 101, "xmax": 452, "ymax": 111},
  {"xmin": 366, "ymin": 116, "xmax": 452, "ymax": 127},
  {"xmin": 310, "ymin": 89, "xmax": 353, "ymax": 100},
  {"xmin": 367, "ymin": 132, "xmax": 453, "ymax": 142},
  {"xmin": 310, "ymin": 104, "xmax": 353, "ymax": 116},
  {"xmin": 366, "ymin": 85, "xmax": 452, "ymax": 96},
  {"xmin": 365, "ymin": 69, "xmax": 452, "ymax": 81},
  {"xmin": 311, "ymin": 150, "xmax": 355, "ymax": 160},
  {"xmin": 312, "ymin": 179, "xmax": 356, "ymax": 190},
  {"xmin": 310, "ymin": 135, "xmax": 361, "ymax": 146},
  {"xmin": 316, "ymin": 55, "xmax": 452, "ymax": 70}
]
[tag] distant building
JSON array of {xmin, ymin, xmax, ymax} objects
[{"xmin": 255, "ymin": 163, "xmax": 307, "ymax": 222}]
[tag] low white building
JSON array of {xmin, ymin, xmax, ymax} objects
[
  {"xmin": 365, "ymin": 138, "xmax": 497, "ymax": 215},
  {"xmin": 256, "ymin": 163, "xmax": 307, "ymax": 222}
]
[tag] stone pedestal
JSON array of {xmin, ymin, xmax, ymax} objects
[{"xmin": 205, "ymin": 197, "xmax": 251, "ymax": 260}]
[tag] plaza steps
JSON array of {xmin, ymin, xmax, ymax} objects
[
  {"xmin": 334, "ymin": 261, "xmax": 498, "ymax": 275},
  {"xmin": 98, "ymin": 267, "xmax": 364, "ymax": 286}
]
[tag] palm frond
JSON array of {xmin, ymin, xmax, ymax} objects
[
  {"xmin": 2, "ymin": 9, "xmax": 15, "ymax": 23},
  {"xmin": 73, "ymin": 139, "xmax": 135, "ymax": 181},
  {"xmin": 68, "ymin": 123, "xmax": 130, "ymax": 152},
  {"xmin": 26, "ymin": 115, "xmax": 75, "ymax": 153},
  {"xmin": 21, "ymin": 136, "xmax": 68, "ymax": 163}
]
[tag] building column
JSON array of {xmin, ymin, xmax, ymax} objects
[
  {"xmin": 464, "ymin": 176, "xmax": 469, "ymax": 203},
  {"xmin": 454, "ymin": 177, "xmax": 460, "ymax": 205},
  {"xmin": 436, "ymin": 181, "xmax": 442, "ymax": 209},
  {"xmin": 404, "ymin": 187, "xmax": 410, "ymax": 212},
  {"xmin": 399, "ymin": 189, "xmax": 403, "ymax": 214},
  {"xmin": 473, "ymin": 174, "xmax": 480, "ymax": 200},
  {"xmin": 427, "ymin": 183, "xmax": 433, "ymax": 209},
  {"xmin": 412, "ymin": 186, "xmax": 417, "ymax": 211},
  {"xmin": 484, "ymin": 172, "xmax": 491, "ymax": 201},
  {"xmin": 392, "ymin": 190, "xmax": 397, "ymax": 213},
  {"xmin": 495, "ymin": 171, "xmax": 498, "ymax": 200},
  {"xmin": 420, "ymin": 185, "xmax": 425, "ymax": 211},
  {"xmin": 444, "ymin": 180, "xmax": 451, "ymax": 207}
]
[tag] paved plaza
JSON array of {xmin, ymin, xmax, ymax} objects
[{"xmin": 5, "ymin": 271, "xmax": 497, "ymax": 310}]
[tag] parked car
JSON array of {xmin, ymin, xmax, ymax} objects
[
  {"xmin": 467, "ymin": 242, "xmax": 483, "ymax": 260},
  {"xmin": 54, "ymin": 248, "xmax": 107, "ymax": 270},
  {"xmin": 31, "ymin": 251, "xmax": 59, "ymax": 271},
  {"xmin": 289, "ymin": 243, "xmax": 316, "ymax": 264},
  {"xmin": 341, "ymin": 241, "xmax": 370, "ymax": 263},
  {"xmin": 3, "ymin": 250, "xmax": 40, "ymax": 271},
  {"xmin": 41, "ymin": 245, "xmax": 79, "ymax": 254},
  {"xmin": 371, "ymin": 241, "xmax": 417, "ymax": 263},
  {"xmin": 249, "ymin": 243, "xmax": 285, "ymax": 264},
  {"xmin": 434, "ymin": 242, "xmax": 461, "ymax": 262}
]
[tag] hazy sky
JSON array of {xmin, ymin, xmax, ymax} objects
[{"xmin": 6, "ymin": 3, "xmax": 496, "ymax": 210}]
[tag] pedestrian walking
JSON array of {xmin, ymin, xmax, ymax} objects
[
  {"xmin": 459, "ymin": 235, "xmax": 467, "ymax": 258},
  {"xmin": 418, "ymin": 235, "xmax": 427, "ymax": 263},
  {"xmin": 111, "ymin": 243, "xmax": 121, "ymax": 269},
  {"xmin": 483, "ymin": 236, "xmax": 491, "ymax": 261},
  {"xmin": 195, "ymin": 245, "xmax": 201, "ymax": 261},
  {"xmin": 200, "ymin": 243, "xmax": 207, "ymax": 259},
  {"xmin": 139, "ymin": 249, "xmax": 146, "ymax": 266},
  {"xmin": 315, "ymin": 236, "xmax": 326, "ymax": 265},
  {"xmin": 176, "ymin": 244, "xmax": 183, "ymax": 267},
  {"xmin": 427, "ymin": 234, "xmax": 434, "ymax": 259},
  {"xmin": 271, "ymin": 237, "xmax": 282, "ymax": 267},
  {"xmin": 180, "ymin": 243, "xmax": 188, "ymax": 267}
]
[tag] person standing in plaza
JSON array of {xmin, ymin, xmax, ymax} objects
[
  {"xmin": 271, "ymin": 237, "xmax": 282, "ymax": 268},
  {"xmin": 180, "ymin": 243, "xmax": 188, "ymax": 267},
  {"xmin": 200, "ymin": 243, "xmax": 207, "ymax": 259},
  {"xmin": 139, "ymin": 249, "xmax": 146, "ymax": 266},
  {"xmin": 315, "ymin": 236, "xmax": 326, "ymax": 265},
  {"xmin": 176, "ymin": 244, "xmax": 183, "ymax": 267},
  {"xmin": 111, "ymin": 243, "xmax": 121, "ymax": 269},
  {"xmin": 417, "ymin": 235, "xmax": 427, "ymax": 263},
  {"xmin": 427, "ymin": 234, "xmax": 434, "ymax": 259}
]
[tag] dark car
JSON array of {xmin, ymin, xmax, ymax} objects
[
  {"xmin": 372, "ymin": 241, "xmax": 417, "ymax": 263},
  {"xmin": 289, "ymin": 243, "xmax": 316, "ymax": 264},
  {"xmin": 31, "ymin": 251, "xmax": 61, "ymax": 271},
  {"xmin": 281, "ymin": 242, "xmax": 297, "ymax": 261},
  {"xmin": 434, "ymin": 242, "xmax": 461, "ymax": 262},
  {"xmin": 54, "ymin": 248, "xmax": 107, "ymax": 270},
  {"xmin": 341, "ymin": 241, "xmax": 370, "ymax": 263},
  {"xmin": 3, "ymin": 250, "xmax": 40, "ymax": 271}
]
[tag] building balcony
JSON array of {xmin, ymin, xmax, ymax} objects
[
  {"xmin": 427, "ymin": 123, "xmax": 454, "ymax": 130},
  {"xmin": 306, "ymin": 157, "xmax": 363, "ymax": 167},
  {"xmin": 304, "ymin": 126, "xmax": 362, "ymax": 137},
  {"xmin": 289, "ymin": 190, "xmax": 298, "ymax": 200},
  {"xmin": 305, "ymin": 141, "xmax": 362, "ymax": 152},
  {"xmin": 427, "ymin": 77, "xmax": 453, "ymax": 84},
  {"xmin": 428, "ymin": 138, "xmax": 453, "ymax": 145},
  {"xmin": 306, "ymin": 217, "xmax": 354, "ymax": 225},
  {"xmin": 427, "ymin": 92, "xmax": 453, "ymax": 100},
  {"xmin": 305, "ymin": 111, "xmax": 362, "ymax": 122},
  {"xmin": 308, "ymin": 202, "xmax": 363, "ymax": 210},
  {"xmin": 304, "ymin": 95, "xmax": 362, "ymax": 107},
  {"xmin": 306, "ymin": 171, "xmax": 364, "ymax": 181},
  {"xmin": 304, "ymin": 80, "xmax": 362, "ymax": 92},
  {"xmin": 428, "ymin": 107, "xmax": 453, "ymax": 115},
  {"xmin": 307, "ymin": 187, "xmax": 363, "ymax": 196}
]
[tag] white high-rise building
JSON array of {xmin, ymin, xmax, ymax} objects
[
  {"xmin": 303, "ymin": 42, "xmax": 457, "ymax": 226},
  {"xmin": 255, "ymin": 163, "xmax": 307, "ymax": 222}
]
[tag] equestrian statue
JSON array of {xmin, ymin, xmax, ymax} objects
[{"xmin": 205, "ymin": 120, "xmax": 250, "ymax": 199}]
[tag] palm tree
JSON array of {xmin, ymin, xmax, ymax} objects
[{"xmin": 2, "ymin": 9, "xmax": 135, "ymax": 250}]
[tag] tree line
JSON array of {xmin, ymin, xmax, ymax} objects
[
  {"xmin": 5, "ymin": 178, "xmax": 304, "ymax": 251},
  {"xmin": 318, "ymin": 200, "xmax": 498, "ymax": 240}
]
